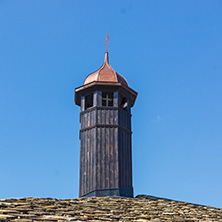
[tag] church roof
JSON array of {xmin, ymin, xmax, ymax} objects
[
  {"xmin": 0, "ymin": 196, "xmax": 221, "ymax": 221},
  {"xmin": 83, "ymin": 52, "xmax": 128, "ymax": 86}
]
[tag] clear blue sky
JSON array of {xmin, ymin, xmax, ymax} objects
[{"xmin": 0, "ymin": 0, "xmax": 222, "ymax": 208}]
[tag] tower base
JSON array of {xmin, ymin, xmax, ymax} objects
[{"xmin": 81, "ymin": 187, "xmax": 134, "ymax": 198}]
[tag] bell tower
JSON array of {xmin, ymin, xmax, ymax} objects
[{"xmin": 75, "ymin": 48, "xmax": 137, "ymax": 197}]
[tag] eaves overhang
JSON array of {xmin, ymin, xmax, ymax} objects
[{"xmin": 75, "ymin": 81, "xmax": 138, "ymax": 107}]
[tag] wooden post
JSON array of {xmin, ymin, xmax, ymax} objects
[
  {"xmin": 113, "ymin": 91, "xmax": 120, "ymax": 107},
  {"xmin": 93, "ymin": 91, "xmax": 102, "ymax": 107},
  {"xmin": 81, "ymin": 96, "xmax": 85, "ymax": 112}
]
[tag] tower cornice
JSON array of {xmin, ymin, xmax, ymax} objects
[{"xmin": 75, "ymin": 81, "xmax": 137, "ymax": 107}]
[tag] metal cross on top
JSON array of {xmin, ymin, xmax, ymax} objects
[{"xmin": 104, "ymin": 33, "xmax": 110, "ymax": 52}]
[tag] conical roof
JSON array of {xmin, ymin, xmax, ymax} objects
[{"xmin": 84, "ymin": 52, "xmax": 128, "ymax": 86}]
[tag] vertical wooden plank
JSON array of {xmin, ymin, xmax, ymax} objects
[
  {"xmin": 114, "ymin": 127, "xmax": 118, "ymax": 188},
  {"xmin": 81, "ymin": 114, "xmax": 83, "ymax": 129},
  {"xmin": 93, "ymin": 127, "xmax": 96, "ymax": 190},
  {"xmin": 83, "ymin": 131, "xmax": 86, "ymax": 195},
  {"xmin": 90, "ymin": 128, "xmax": 93, "ymax": 193},
  {"xmin": 125, "ymin": 113, "xmax": 127, "ymax": 129},
  {"xmin": 102, "ymin": 127, "xmax": 105, "ymax": 189},
  {"xmin": 83, "ymin": 130, "xmax": 85, "ymax": 196},
  {"xmin": 129, "ymin": 114, "xmax": 132, "ymax": 131},
  {"xmin": 122, "ymin": 130, "xmax": 127, "ymax": 187},
  {"xmin": 100, "ymin": 127, "xmax": 103, "ymax": 189},
  {"xmin": 80, "ymin": 113, "xmax": 82, "ymax": 129},
  {"xmin": 129, "ymin": 132, "xmax": 131, "ymax": 186},
  {"xmin": 81, "ymin": 96, "xmax": 85, "ymax": 112},
  {"xmin": 86, "ymin": 129, "xmax": 89, "ymax": 194},
  {"xmin": 123, "ymin": 111, "xmax": 125, "ymax": 129},
  {"xmin": 94, "ymin": 109, "xmax": 96, "ymax": 127},
  {"xmin": 94, "ymin": 109, "xmax": 98, "ymax": 189},
  {"xmin": 121, "ymin": 111, "xmax": 123, "ymax": 128},
  {"xmin": 96, "ymin": 128, "xmax": 100, "ymax": 190},
  {"xmin": 104, "ymin": 109, "xmax": 107, "ymax": 125},
  {"xmin": 123, "ymin": 130, "xmax": 126, "ymax": 188},
  {"xmin": 112, "ymin": 127, "xmax": 115, "ymax": 188},
  {"xmin": 113, "ymin": 91, "xmax": 120, "ymax": 107},
  {"xmin": 91, "ymin": 111, "xmax": 93, "ymax": 126},
  {"xmin": 129, "ymin": 131, "xmax": 132, "ymax": 187},
  {"xmin": 87, "ymin": 129, "xmax": 90, "ymax": 194},
  {"xmin": 88, "ymin": 129, "xmax": 91, "ymax": 194},
  {"xmin": 79, "ymin": 131, "xmax": 83, "ymax": 196},
  {"xmin": 119, "ymin": 129, "xmax": 121, "ymax": 188},
  {"xmin": 97, "ymin": 91, "xmax": 102, "ymax": 107},
  {"xmin": 91, "ymin": 110, "xmax": 93, "ymax": 126},
  {"xmin": 128, "ymin": 132, "xmax": 131, "ymax": 187},
  {"xmin": 126, "ymin": 113, "xmax": 128, "ymax": 129},
  {"xmin": 100, "ymin": 127, "xmax": 102, "ymax": 189},
  {"xmin": 93, "ymin": 109, "xmax": 96, "ymax": 126},
  {"xmin": 81, "ymin": 131, "xmax": 84, "ymax": 197},
  {"xmin": 106, "ymin": 127, "xmax": 109, "ymax": 188},
  {"xmin": 93, "ymin": 91, "xmax": 97, "ymax": 107},
  {"xmin": 126, "ymin": 131, "xmax": 129, "ymax": 187},
  {"xmin": 87, "ymin": 111, "xmax": 90, "ymax": 127},
  {"xmin": 98, "ymin": 109, "xmax": 100, "ymax": 124},
  {"xmin": 102, "ymin": 109, "xmax": 105, "ymax": 125},
  {"xmin": 109, "ymin": 127, "xmax": 113, "ymax": 188},
  {"xmin": 87, "ymin": 129, "xmax": 89, "ymax": 194},
  {"xmin": 121, "ymin": 129, "xmax": 124, "ymax": 188},
  {"xmin": 85, "ymin": 130, "xmax": 88, "ymax": 194},
  {"xmin": 105, "ymin": 109, "xmax": 108, "ymax": 125},
  {"xmin": 83, "ymin": 113, "xmax": 86, "ymax": 129},
  {"xmin": 126, "ymin": 132, "xmax": 129, "ymax": 187},
  {"xmin": 81, "ymin": 131, "xmax": 84, "ymax": 196},
  {"xmin": 114, "ymin": 110, "xmax": 116, "ymax": 125},
  {"xmin": 109, "ymin": 109, "xmax": 111, "ymax": 125}
]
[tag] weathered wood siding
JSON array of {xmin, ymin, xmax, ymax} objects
[
  {"xmin": 118, "ymin": 109, "xmax": 132, "ymax": 189},
  {"xmin": 79, "ymin": 106, "xmax": 132, "ymax": 197}
]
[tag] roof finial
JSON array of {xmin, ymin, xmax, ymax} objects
[{"xmin": 104, "ymin": 33, "xmax": 110, "ymax": 53}]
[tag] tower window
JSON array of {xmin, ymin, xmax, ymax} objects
[
  {"xmin": 85, "ymin": 94, "xmax": 93, "ymax": 110},
  {"xmin": 102, "ymin": 92, "xmax": 113, "ymax": 107},
  {"xmin": 120, "ymin": 96, "xmax": 128, "ymax": 111}
]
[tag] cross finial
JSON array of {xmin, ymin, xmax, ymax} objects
[{"xmin": 104, "ymin": 33, "xmax": 110, "ymax": 52}]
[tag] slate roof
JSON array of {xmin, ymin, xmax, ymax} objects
[{"xmin": 0, "ymin": 195, "xmax": 221, "ymax": 221}]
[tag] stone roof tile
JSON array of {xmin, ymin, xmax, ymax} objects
[{"xmin": 0, "ymin": 196, "xmax": 221, "ymax": 221}]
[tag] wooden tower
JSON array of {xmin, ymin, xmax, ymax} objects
[{"xmin": 75, "ymin": 52, "xmax": 137, "ymax": 197}]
